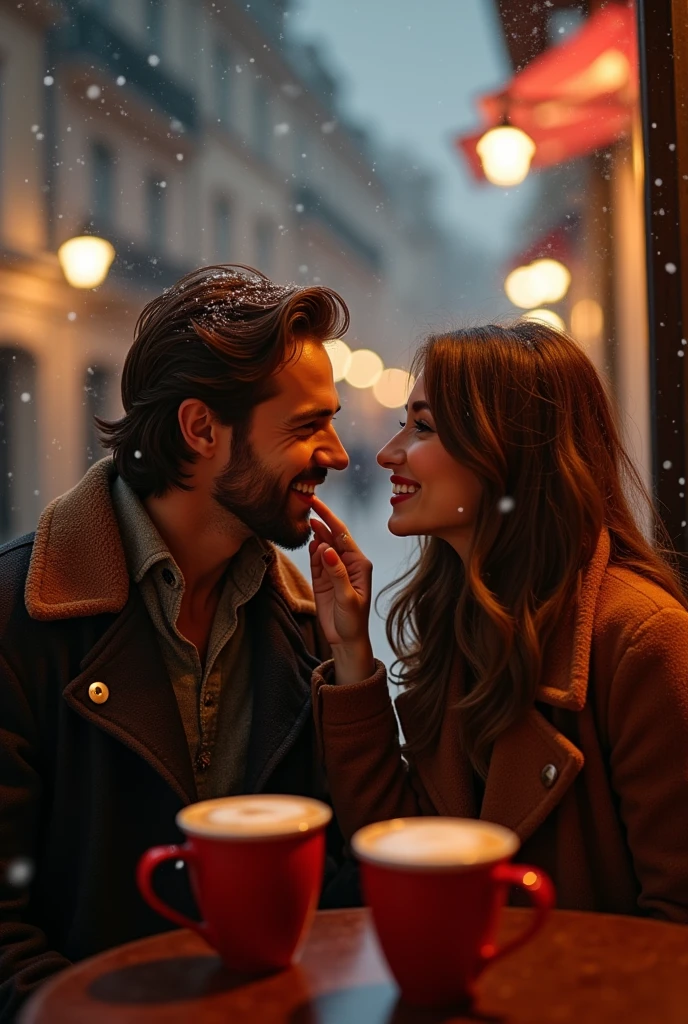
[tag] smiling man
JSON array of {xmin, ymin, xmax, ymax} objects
[{"xmin": 0, "ymin": 265, "xmax": 353, "ymax": 1018}]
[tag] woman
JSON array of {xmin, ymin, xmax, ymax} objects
[{"xmin": 308, "ymin": 321, "xmax": 688, "ymax": 921}]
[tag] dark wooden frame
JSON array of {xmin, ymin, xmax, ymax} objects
[{"xmin": 637, "ymin": 0, "xmax": 688, "ymax": 554}]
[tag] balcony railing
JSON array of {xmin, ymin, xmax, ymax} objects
[{"xmin": 51, "ymin": 6, "xmax": 198, "ymax": 132}]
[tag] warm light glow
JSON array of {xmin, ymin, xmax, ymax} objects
[
  {"xmin": 505, "ymin": 258, "xmax": 571, "ymax": 308},
  {"xmin": 324, "ymin": 339, "xmax": 352, "ymax": 382},
  {"xmin": 570, "ymin": 298, "xmax": 604, "ymax": 344},
  {"xmin": 523, "ymin": 871, "xmax": 538, "ymax": 887},
  {"xmin": 522, "ymin": 308, "xmax": 566, "ymax": 332},
  {"xmin": 372, "ymin": 369, "xmax": 415, "ymax": 409},
  {"xmin": 562, "ymin": 49, "xmax": 630, "ymax": 102},
  {"xmin": 345, "ymin": 349, "xmax": 384, "ymax": 389},
  {"xmin": 58, "ymin": 235, "xmax": 115, "ymax": 288},
  {"xmin": 476, "ymin": 124, "xmax": 536, "ymax": 187}
]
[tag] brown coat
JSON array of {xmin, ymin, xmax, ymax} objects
[{"xmin": 313, "ymin": 529, "xmax": 688, "ymax": 921}]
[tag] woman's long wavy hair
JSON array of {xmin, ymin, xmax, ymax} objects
[{"xmin": 382, "ymin": 322, "xmax": 687, "ymax": 777}]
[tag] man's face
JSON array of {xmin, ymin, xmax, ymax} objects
[{"xmin": 212, "ymin": 341, "xmax": 349, "ymax": 548}]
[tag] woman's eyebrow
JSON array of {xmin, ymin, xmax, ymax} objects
[{"xmin": 404, "ymin": 401, "xmax": 432, "ymax": 414}]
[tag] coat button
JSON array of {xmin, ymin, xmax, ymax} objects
[
  {"xmin": 541, "ymin": 763, "xmax": 558, "ymax": 788},
  {"xmin": 88, "ymin": 682, "xmax": 109, "ymax": 705}
]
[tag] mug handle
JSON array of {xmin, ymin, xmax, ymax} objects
[
  {"xmin": 480, "ymin": 863, "xmax": 555, "ymax": 966},
  {"xmin": 136, "ymin": 843, "xmax": 208, "ymax": 938}
]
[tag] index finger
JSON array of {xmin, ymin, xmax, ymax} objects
[{"xmin": 309, "ymin": 496, "xmax": 360, "ymax": 552}]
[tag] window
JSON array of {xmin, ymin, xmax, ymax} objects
[
  {"xmin": 213, "ymin": 197, "xmax": 232, "ymax": 261},
  {"xmin": 255, "ymin": 219, "xmax": 274, "ymax": 274},
  {"xmin": 0, "ymin": 347, "xmax": 38, "ymax": 543},
  {"xmin": 91, "ymin": 141, "xmax": 114, "ymax": 229},
  {"xmin": 84, "ymin": 366, "xmax": 111, "ymax": 471},
  {"xmin": 214, "ymin": 45, "xmax": 232, "ymax": 126},
  {"xmin": 145, "ymin": 175, "xmax": 166, "ymax": 252},
  {"xmin": 144, "ymin": 0, "xmax": 164, "ymax": 55},
  {"xmin": 252, "ymin": 79, "xmax": 272, "ymax": 162}
]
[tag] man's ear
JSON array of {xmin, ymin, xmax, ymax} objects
[{"xmin": 178, "ymin": 399, "xmax": 229, "ymax": 459}]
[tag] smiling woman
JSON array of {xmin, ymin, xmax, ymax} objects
[{"xmin": 309, "ymin": 319, "xmax": 688, "ymax": 924}]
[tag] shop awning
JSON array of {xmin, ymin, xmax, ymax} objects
[{"xmin": 457, "ymin": 3, "xmax": 637, "ymax": 180}]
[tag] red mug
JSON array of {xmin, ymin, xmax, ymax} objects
[
  {"xmin": 137, "ymin": 794, "xmax": 332, "ymax": 973},
  {"xmin": 351, "ymin": 817, "xmax": 554, "ymax": 1008}
]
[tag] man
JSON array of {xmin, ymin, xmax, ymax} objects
[{"xmin": 0, "ymin": 265, "xmax": 354, "ymax": 1017}]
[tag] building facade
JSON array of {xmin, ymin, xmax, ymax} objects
[{"xmin": 0, "ymin": 0, "xmax": 473, "ymax": 542}]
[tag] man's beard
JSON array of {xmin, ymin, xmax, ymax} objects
[{"xmin": 212, "ymin": 425, "xmax": 314, "ymax": 550}]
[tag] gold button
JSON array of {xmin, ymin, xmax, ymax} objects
[{"xmin": 88, "ymin": 682, "xmax": 109, "ymax": 705}]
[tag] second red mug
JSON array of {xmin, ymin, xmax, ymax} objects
[{"xmin": 352, "ymin": 816, "xmax": 555, "ymax": 1008}]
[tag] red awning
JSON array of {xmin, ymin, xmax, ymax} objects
[{"xmin": 457, "ymin": 3, "xmax": 638, "ymax": 180}]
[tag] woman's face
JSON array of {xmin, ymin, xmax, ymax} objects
[{"xmin": 377, "ymin": 377, "xmax": 483, "ymax": 559}]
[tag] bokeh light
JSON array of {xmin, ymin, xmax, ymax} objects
[
  {"xmin": 372, "ymin": 369, "xmax": 415, "ymax": 408},
  {"xmin": 57, "ymin": 235, "xmax": 116, "ymax": 289},
  {"xmin": 570, "ymin": 298, "xmax": 604, "ymax": 344},
  {"xmin": 522, "ymin": 308, "xmax": 566, "ymax": 331},
  {"xmin": 345, "ymin": 349, "xmax": 384, "ymax": 389},
  {"xmin": 324, "ymin": 339, "xmax": 353, "ymax": 382}
]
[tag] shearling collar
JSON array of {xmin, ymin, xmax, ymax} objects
[{"xmin": 25, "ymin": 457, "xmax": 317, "ymax": 622}]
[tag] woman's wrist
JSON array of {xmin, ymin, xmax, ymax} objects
[{"xmin": 330, "ymin": 640, "xmax": 375, "ymax": 686}]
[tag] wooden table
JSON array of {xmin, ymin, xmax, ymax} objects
[{"xmin": 19, "ymin": 906, "xmax": 688, "ymax": 1023}]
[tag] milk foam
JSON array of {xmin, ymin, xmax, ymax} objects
[
  {"xmin": 352, "ymin": 818, "xmax": 518, "ymax": 868},
  {"xmin": 178, "ymin": 795, "xmax": 332, "ymax": 839}
]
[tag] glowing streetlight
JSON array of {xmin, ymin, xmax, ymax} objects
[
  {"xmin": 57, "ymin": 235, "xmax": 115, "ymax": 288},
  {"xmin": 476, "ymin": 124, "xmax": 536, "ymax": 187},
  {"xmin": 522, "ymin": 308, "xmax": 566, "ymax": 332},
  {"xmin": 324, "ymin": 339, "xmax": 353, "ymax": 382},
  {"xmin": 505, "ymin": 258, "xmax": 571, "ymax": 308},
  {"xmin": 372, "ymin": 369, "xmax": 415, "ymax": 409},
  {"xmin": 345, "ymin": 349, "xmax": 384, "ymax": 389}
]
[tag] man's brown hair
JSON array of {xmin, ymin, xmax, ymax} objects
[{"xmin": 97, "ymin": 264, "xmax": 349, "ymax": 497}]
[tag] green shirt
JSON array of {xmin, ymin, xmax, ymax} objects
[{"xmin": 111, "ymin": 475, "xmax": 270, "ymax": 800}]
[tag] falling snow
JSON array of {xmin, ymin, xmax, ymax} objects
[
  {"xmin": 498, "ymin": 496, "xmax": 515, "ymax": 514},
  {"xmin": 6, "ymin": 857, "xmax": 34, "ymax": 887}
]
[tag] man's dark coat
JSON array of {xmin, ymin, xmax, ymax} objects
[{"xmin": 0, "ymin": 459, "xmax": 352, "ymax": 1019}]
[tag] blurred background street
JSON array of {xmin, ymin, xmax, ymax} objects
[{"xmin": 0, "ymin": 0, "xmax": 652, "ymax": 649}]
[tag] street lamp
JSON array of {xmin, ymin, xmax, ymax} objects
[
  {"xmin": 476, "ymin": 124, "xmax": 536, "ymax": 187},
  {"xmin": 57, "ymin": 235, "xmax": 116, "ymax": 288}
]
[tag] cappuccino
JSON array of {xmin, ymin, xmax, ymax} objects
[
  {"xmin": 178, "ymin": 795, "xmax": 332, "ymax": 840},
  {"xmin": 352, "ymin": 818, "xmax": 518, "ymax": 870}
]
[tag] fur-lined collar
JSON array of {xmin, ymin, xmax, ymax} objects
[{"xmin": 25, "ymin": 458, "xmax": 316, "ymax": 621}]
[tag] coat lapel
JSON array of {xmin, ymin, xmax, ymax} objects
[
  {"xmin": 62, "ymin": 590, "xmax": 197, "ymax": 805},
  {"xmin": 397, "ymin": 530, "xmax": 612, "ymax": 843},
  {"xmin": 242, "ymin": 583, "xmax": 320, "ymax": 794},
  {"xmin": 24, "ymin": 456, "xmax": 324, "ymax": 804}
]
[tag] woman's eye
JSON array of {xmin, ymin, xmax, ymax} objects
[{"xmin": 398, "ymin": 419, "xmax": 432, "ymax": 433}]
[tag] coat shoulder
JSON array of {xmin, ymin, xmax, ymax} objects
[{"xmin": 594, "ymin": 563, "xmax": 688, "ymax": 666}]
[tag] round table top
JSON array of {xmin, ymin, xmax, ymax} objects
[{"xmin": 19, "ymin": 906, "xmax": 688, "ymax": 1023}]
